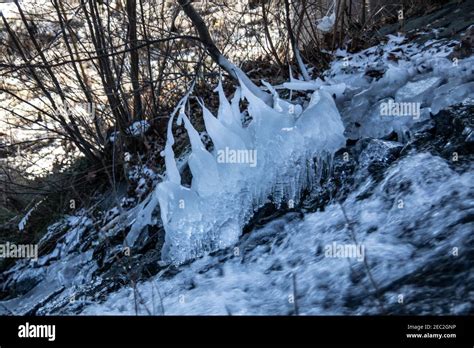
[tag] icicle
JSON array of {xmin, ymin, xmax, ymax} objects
[
  {"xmin": 262, "ymin": 80, "xmax": 303, "ymax": 116},
  {"xmin": 218, "ymin": 56, "xmax": 272, "ymax": 105},
  {"xmin": 296, "ymin": 90, "xmax": 345, "ymax": 153},
  {"xmin": 239, "ymin": 77, "xmax": 293, "ymax": 134},
  {"xmin": 126, "ymin": 90, "xmax": 194, "ymax": 247},
  {"xmin": 231, "ymin": 86, "xmax": 242, "ymax": 122},
  {"xmin": 162, "ymin": 111, "xmax": 181, "ymax": 185},
  {"xmin": 180, "ymin": 110, "xmax": 220, "ymax": 196},
  {"xmin": 214, "ymin": 77, "xmax": 234, "ymax": 126},
  {"xmin": 199, "ymin": 99, "xmax": 247, "ymax": 153},
  {"xmin": 295, "ymin": 47, "xmax": 311, "ymax": 81}
]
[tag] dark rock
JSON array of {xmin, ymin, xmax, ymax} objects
[
  {"xmin": 37, "ymin": 221, "xmax": 69, "ymax": 257},
  {"xmin": 0, "ymin": 304, "xmax": 12, "ymax": 315},
  {"xmin": 357, "ymin": 139, "xmax": 403, "ymax": 178},
  {"xmin": 8, "ymin": 268, "xmax": 45, "ymax": 298},
  {"xmin": 401, "ymin": 103, "xmax": 474, "ymax": 168},
  {"xmin": 365, "ymin": 67, "xmax": 385, "ymax": 80}
]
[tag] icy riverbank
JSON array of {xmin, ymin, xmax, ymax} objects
[{"xmin": 1, "ymin": 24, "xmax": 473, "ymax": 315}]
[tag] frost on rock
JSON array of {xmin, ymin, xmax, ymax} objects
[
  {"xmin": 2, "ymin": 214, "xmax": 97, "ymax": 315},
  {"xmin": 130, "ymin": 79, "xmax": 345, "ymax": 265}
]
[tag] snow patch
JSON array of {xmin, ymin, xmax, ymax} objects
[{"xmin": 127, "ymin": 120, "xmax": 150, "ymax": 137}]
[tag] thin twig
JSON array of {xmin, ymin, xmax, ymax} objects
[
  {"xmin": 292, "ymin": 272, "xmax": 299, "ymax": 315},
  {"xmin": 339, "ymin": 203, "xmax": 386, "ymax": 314}
]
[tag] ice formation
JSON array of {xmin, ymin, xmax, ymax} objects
[
  {"xmin": 285, "ymin": 34, "xmax": 474, "ymax": 140},
  {"xmin": 18, "ymin": 199, "xmax": 45, "ymax": 232},
  {"xmin": 316, "ymin": 1, "xmax": 336, "ymax": 32},
  {"xmin": 129, "ymin": 78, "xmax": 345, "ymax": 264}
]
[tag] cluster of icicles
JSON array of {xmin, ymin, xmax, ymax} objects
[{"xmin": 127, "ymin": 78, "xmax": 346, "ymax": 265}]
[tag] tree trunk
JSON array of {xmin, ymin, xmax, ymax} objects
[{"xmin": 127, "ymin": 0, "xmax": 143, "ymax": 121}]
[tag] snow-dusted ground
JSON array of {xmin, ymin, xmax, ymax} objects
[{"xmin": 1, "ymin": 28, "xmax": 473, "ymax": 315}]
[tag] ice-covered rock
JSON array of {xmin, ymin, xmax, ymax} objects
[
  {"xmin": 395, "ymin": 77, "xmax": 442, "ymax": 103},
  {"xmin": 319, "ymin": 34, "xmax": 474, "ymax": 140},
  {"xmin": 357, "ymin": 139, "xmax": 403, "ymax": 171},
  {"xmin": 431, "ymin": 81, "xmax": 474, "ymax": 115}
]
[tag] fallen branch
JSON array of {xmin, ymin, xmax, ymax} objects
[{"xmin": 176, "ymin": 0, "xmax": 271, "ymax": 104}]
